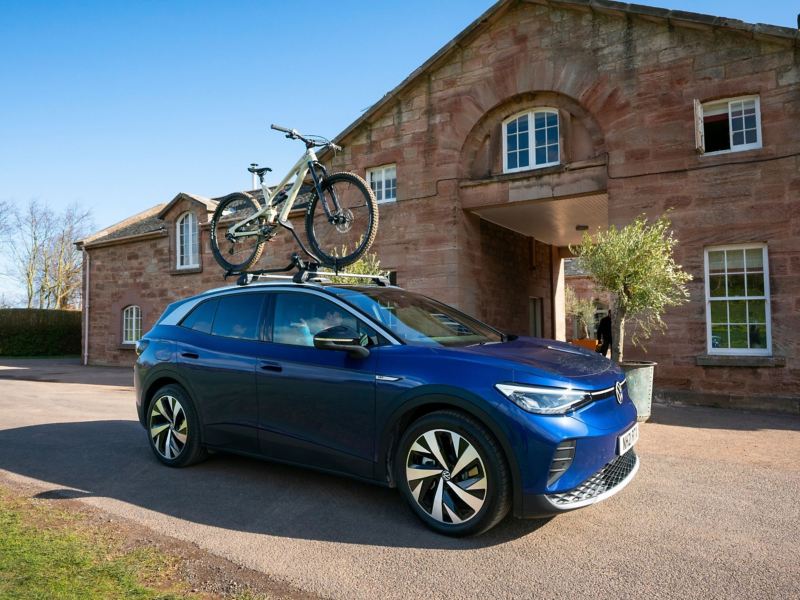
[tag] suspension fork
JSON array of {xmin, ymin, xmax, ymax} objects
[{"xmin": 308, "ymin": 161, "xmax": 341, "ymax": 219}]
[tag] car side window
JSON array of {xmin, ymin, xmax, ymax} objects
[
  {"xmin": 210, "ymin": 294, "xmax": 265, "ymax": 340},
  {"xmin": 180, "ymin": 299, "xmax": 218, "ymax": 334},
  {"xmin": 272, "ymin": 293, "xmax": 380, "ymax": 347}
]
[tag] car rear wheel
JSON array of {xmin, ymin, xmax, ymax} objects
[
  {"xmin": 146, "ymin": 384, "xmax": 207, "ymax": 467},
  {"xmin": 395, "ymin": 410, "xmax": 511, "ymax": 536}
]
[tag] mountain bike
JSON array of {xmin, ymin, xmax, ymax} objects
[{"xmin": 210, "ymin": 124, "xmax": 378, "ymax": 273}]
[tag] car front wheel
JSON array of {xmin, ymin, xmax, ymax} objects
[{"xmin": 395, "ymin": 410, "xmax": 511, "ymax": 536}]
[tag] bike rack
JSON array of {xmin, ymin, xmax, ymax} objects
[{"xmin": 225, "ymin": 253, "xmax": 391, "ymax": 287}]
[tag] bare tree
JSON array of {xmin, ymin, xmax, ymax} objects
[{"xmin": 4, "ymin": 200, "xmax": 93, "ymax": 309}]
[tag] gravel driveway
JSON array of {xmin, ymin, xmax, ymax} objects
[{"xmin": 1, "ymin": 358, "xmax": 798, "ymax": 599}]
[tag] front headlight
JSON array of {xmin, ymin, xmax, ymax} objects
[{"xmin": 495, "ymin": 383, "xmax": 590, "ymax": 415}]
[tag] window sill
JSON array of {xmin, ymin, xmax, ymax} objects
[
  {"xmin": 118, "ymin": 344, "xmax": 137, "ymax": 351},
  {"xmin": 172, "ymin": 265, "xmax": 203, "ymax": 275},
  {"xmin": 696, "ymin": 354, "xmax": 785, "ymax": 368}
]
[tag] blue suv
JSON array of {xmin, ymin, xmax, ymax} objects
[{"xmin": 135, "ymin": 281, "xmax": 639, "ymax": 536}]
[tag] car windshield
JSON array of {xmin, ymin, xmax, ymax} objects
[{"xmin": 333, "ymin": 287, "xmax": 503, "ymax": 347}]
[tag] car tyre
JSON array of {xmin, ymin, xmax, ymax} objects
[
  {"xmin": 395, "ymin": 410, "xmax": 511, "ymax": 536},
  {"xmin": 146, "ymin": 384, "xmax": 207, "ymax": 468}
]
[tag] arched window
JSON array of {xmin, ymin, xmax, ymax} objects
[
  {"xmin": 122, "ymin": 305, "xmax": 142, "ymax": 345},
  {"xmin": 502, "ymin": 108, "xmax": 560, "ymax": 173},
  {"xmin": 176, "ymin": 212, "xmax": 199, "ymax": 268}
]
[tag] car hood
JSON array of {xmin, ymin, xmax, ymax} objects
[{"xmin": 456, "ymin": 336, "xmax": 617, "ymax": 382}]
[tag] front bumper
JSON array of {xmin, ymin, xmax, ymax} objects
[{"xmin": 521, "ymin": 449, "xmax": 639, "ymax": 517}]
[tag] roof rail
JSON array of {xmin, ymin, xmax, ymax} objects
[{"xmin": 226, "ymin": 253, "xmax": 391, "ymax": 287}]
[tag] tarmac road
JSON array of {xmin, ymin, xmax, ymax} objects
[{"xmin": 1, "ymin": 358, "xmax": 799, "ymax": 599}]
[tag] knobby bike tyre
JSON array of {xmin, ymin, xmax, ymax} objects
[
  {"xmin": 305, "ymin": 172, "xmax": 379, "ymax": 268},
  {"xmin": 209, "ymin": 192, "xmax": 266, "ymax": 272}
]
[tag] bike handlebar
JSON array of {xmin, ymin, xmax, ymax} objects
[{"xmin": 270, "ymin": 124, "xmax": 341, "ymax": 151}]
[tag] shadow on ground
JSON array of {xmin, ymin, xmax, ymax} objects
[
  {"xmin": 0, "ymin": 358, "xmax": 132, "ymax": 387},
  {"xmin": 0, "ymin": 419, "xmax": 549, "ymax": 549},
  {"xmin": 649, "ymin": 403, "xmax": 800, "ymax": 432}
]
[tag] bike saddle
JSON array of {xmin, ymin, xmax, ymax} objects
[{"xmin": 247, "ymin": 165, "xmax": 272, "ymax": 175}]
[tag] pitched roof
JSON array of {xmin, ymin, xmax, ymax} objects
[
  {"xmin": 156, "ymin": 192, "xmax": 218, "ymax": 219},
  {"xmin": 322, "ymin": 0, "xmax": 799, "ymax": 153},
  {"xmin": 77, "ymin": 204, "xmax": 166, "ymax": 248}
]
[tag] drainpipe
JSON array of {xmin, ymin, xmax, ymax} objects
[{"xmin": 83, "ymin": 248, "xmax": 90, "ymax": 366}]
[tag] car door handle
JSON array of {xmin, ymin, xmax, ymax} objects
[
  {"xmin": 259, "ymin": 361, "xmax": 282, "ymax": 372},
  {"xmin": 181, "ymin": 352, "xmax": 199, "ymax": 359}
]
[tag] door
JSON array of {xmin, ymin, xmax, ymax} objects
[
  {"xmin": 257, "ymin": 291, "xmax": 378, "ymax": 478},
  {"xmin": 177, "ymin": 292, "xmax": 267, "ymax": 453}
]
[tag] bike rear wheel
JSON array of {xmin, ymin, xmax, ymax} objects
[
  {"xmin": 210, "ymin": 193, "xmax": 266, "ymax": 272},
  {"xmin": 305, "ymin": 172, "xmax": 378, "ymax": 268}
]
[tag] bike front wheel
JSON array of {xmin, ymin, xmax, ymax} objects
[
  {"xmin": 210, "ymin": 193, "xmax": 266, "ymax": 272},
  {"xmin": 305, "ymin": 172, "xmax": 379, "ymax": 268}
]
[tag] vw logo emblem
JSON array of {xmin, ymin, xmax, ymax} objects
[
  {"xmin": 442, "ymin": 470, "xmax": 451, "ymax": 481},
  {"xmin": 615, "ymin": 381, "xmax": 624, "ymax": 404}
]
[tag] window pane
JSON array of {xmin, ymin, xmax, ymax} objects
[
  {"xmin": 744, "ymin": 248, "xmax": 763, "ymax": 270},
  {"xmin": 534, "ymin": 113, "xmax": 545, "ymax": 128},
  {"xmin": 508, "ymin": 153, "xmax": 518, "ymax": 169},
  {"xmin": 547, "ymin": 112, "xmax": 557, "ymax": 127},
  {"xmin": 547, "ymin": 144, "xmax": 558, "ymax": 164},
  {"xmin": 744, "ymin": 115, "xmax": 756, "ymax": 129},
  {"xmin": 507, "ymin": 120, "xmax": 517, "ymax": 135},
  {"xmin": 710, "ymin": 301, "xmax": 727, "ymax": 324},
  {"xmin": 535, "ymin": 147, "xmax": 546, "ymax": 165},
  {"xmin": 385, "ymin": 166, "xmax": 396, "ymax": 179},
  {"xmin": 518, "ymin": 150, "xmax": 529, "ymax": 168},
  {"xmin": 732, "ymin": 131, "xmax": 744, "ymax": 146},
  {"xmin": 746, "ymin": 272, "xmax": 764, "ymax": 296},
  {"xmin": 211, "ymin": 294, "xmax": 264, "ymax": 340},
  {"xmin": 729, "ymin": 324, "xmax": 748, "ymax": 348},
  {"xmin": 547, "ymin": 125, "xmax": 558, "ymax": 143},
  {"xmin": 517, "ymin": 116, "xmax": 528, "ymax": 132},
  {"xmin": 273, "ymin": 293, "xmax": 359, "ymax": 347},
  {"xmin": 731, "ymin": 117, "xmax": 743, "ymax": 132},
  {"xmin": 727, "ymin": 274, "xmax": 745, "ymax": 296},
  {"xmin": 728, "ymin": 300, "xmax": 746, "ymax": 323},
  {"xmin": 518, "ymin": 132, "xmax": 529, "ymax": 151},
  {"xmin": 507, "ymin": 134, "xmax": 517, "ymax": 151},
  {"xmin": 182, "ymin": 299, "xmax": 218, "ymax": 334},
  {"xmin": 535, "ymin": 128, "xmax": 546, "ymax": 146},
  {"xmin": 711, "ymin": 324, "xmax": 728, "ymax": 349},
  {"xmin": 748, "ymin": 324, "xmax": 767, "ymax": 349},
  {"xmin": 726, "ymin": 250, "xmax": 744, "ymax": 271},
  {"xmin": 709, "ymin": 275, "xmax": 726, "ymax": 297},
  {"xmin": 747, "ymin": 300, "xmax": 766, "ymax": 323},
  {"xmin": 745, "ymin": 130, "xmax": 757, "ymax": 144},
  {"xmin": 707, "ymin": 250, "xmax": 725, "ymax": 273}
]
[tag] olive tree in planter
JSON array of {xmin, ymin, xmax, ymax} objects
[
  {"xmin": 570, "ymin": 215, "xmax": 692, "ymax": 421},
  {"xmin": 565, "ymin": 285, "xmax": 597, "ymax": 351}
]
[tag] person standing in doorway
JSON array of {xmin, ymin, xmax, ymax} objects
[{"xmin": 596, "ymin": 312, "xmax": 612, "ymax": 358}]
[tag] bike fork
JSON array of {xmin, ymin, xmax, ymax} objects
[{"xmin": 308, "ymin": 161, "xmax": 340, "ymax": 219}]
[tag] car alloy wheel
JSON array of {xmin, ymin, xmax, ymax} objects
[
  {"xmin": 405, "ymin": 428, "xmax": 488, "ymax": 525},
  {"xmin": 149, "ymin": 394, "xmax": 188, "ymax": 460}
]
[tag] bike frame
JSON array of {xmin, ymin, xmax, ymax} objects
[{"xmin": 228, "ymin": 146, "xmax": 337, "ymax": 238}]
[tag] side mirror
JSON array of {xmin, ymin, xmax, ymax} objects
[{"xmin": 313, "ymin": 325, "xmax": 370, "ymax": 358}]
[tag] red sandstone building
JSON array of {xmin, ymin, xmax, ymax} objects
[{"xmin": 77, "ymin": 0, "xmax": 800, "ymax": 412}]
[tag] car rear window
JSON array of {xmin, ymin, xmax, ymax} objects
[
  {"xmin": 180, "ymin": 299, "xmax": 218, "ymax": 334},
  {"xmin": 210, "ymin": 294, "xmax": 265, "ymax": 340}
]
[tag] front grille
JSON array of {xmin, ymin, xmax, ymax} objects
[{"xmin": 546, "ymin": 449, "xmax": 638, "ymax": 507}]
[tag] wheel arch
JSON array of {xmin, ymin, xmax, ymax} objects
[
  {"xmin": 378, "ymin": 392, "xmax": 523, "ymax": 516},
  {"xmin": 139, "ymin": 368, "xmax": 203, "ymax": 434}
]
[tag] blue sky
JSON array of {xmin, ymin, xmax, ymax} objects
[{"xmin": 0, "ymin": 1, "xmax": 794, "ymax": 296}]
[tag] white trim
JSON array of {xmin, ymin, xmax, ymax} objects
[
  {"xmin": 502, "ymin": 108, "xmax": 560, "ymax": 174},
  {"xmin": 122, "ymin": 304, "xmax": 142, "ymax": 345},
  {"xmin": 703, "ymin": 243, "xmax": 771, "ymax": 356},
  {"xmin": 83, "ymin": 249, "xmax": 90, "ymax": 365},
  {"xmin": 698, "ymin": 95, "xmax": 762, "ymax": 156},
  {"xmin": 366, "ymin": 164, "xmax": 397, "ymax": 204},
  {"xmin": 176, "ymin": 211, "xmax": 200, "ymax": 269}
]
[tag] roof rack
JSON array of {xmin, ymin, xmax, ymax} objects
[{"xmin": 226, "ymin": 253, "xmax": 391, "ymax": 287}]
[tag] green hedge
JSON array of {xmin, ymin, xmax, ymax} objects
[{"xmin": 0, "ymin": 309, "xmax": 82, "ymax": 356}]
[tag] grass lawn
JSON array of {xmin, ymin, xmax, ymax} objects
[{"xmin": 0, "ymin": 488, "xmax": 192, "ymax": 600}]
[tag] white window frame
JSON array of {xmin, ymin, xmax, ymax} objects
[
  {"xmin": 122, "ymin": 305, "xmax": 142, "ymax": 345},
  {"xmin": 502, "ymin": 108, "xmax": 560, "ymax": 174},
  {"xmin": 695, "ymin": 95, "xmax": 762, "ymax": 156},
  {"xmin": 366, "ymin": 164, "xmax": 397, "ymax": 204},
  {"xmin": 703, "ymin": 243, "xmax": 771, "ymax": 356},
  {"xmin": 176, "ymin": 212, "xmax": 199, "ymax": 269}
]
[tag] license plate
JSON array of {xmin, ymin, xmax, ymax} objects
[{"xmin": 617, "ymin": 423, "xmax": 639, "ymax": 455}]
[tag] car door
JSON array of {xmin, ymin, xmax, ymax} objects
[
  {"xmin": 256, "ymin": 290, "xmax": 378, "ymax": 478},
  {"xmin": 177, "ymin": 292, "xmax": 267, "ymax": 453}
]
